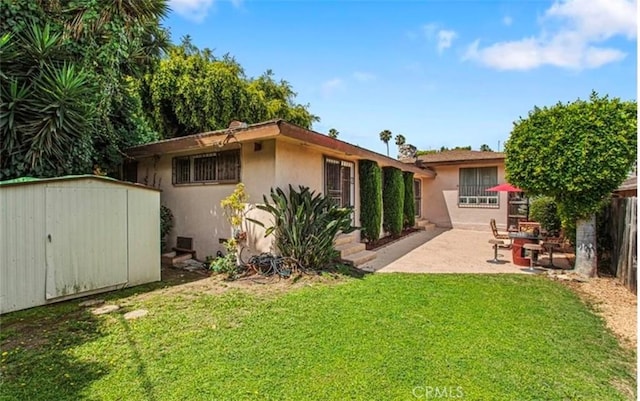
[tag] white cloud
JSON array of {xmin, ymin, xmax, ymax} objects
[
  {"xmin": 422, "ymin": 23, "xmax": 438, "ymax": 38},
  {"xmin": 503, "ymin": 16, "xmax": 513, "ymax": 26},
  {"xmin": 353, "ymin": 72, "xmax": 376, "ymax": 82},
  {"xmin": 422, "ymin": 23, "xmax": 458, "ymax": 53},
  {"xmin": 464, "ymin": 0, "xmax": 636, "ymax": 70},
  {"xmin": 169, "ymin": 0, "xmax": 214, "ymax": 22},
  {"xmin": 437, "ymin": 30, "xmax": 457, "ymax": 53},
  {"xmin": 321, "ymin": 78, "xmax": 344, "ymax": 97}
]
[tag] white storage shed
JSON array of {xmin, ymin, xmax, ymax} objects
[{"xmin": 0, "ymin": 175, "xmax": 161, "ymax": 314}]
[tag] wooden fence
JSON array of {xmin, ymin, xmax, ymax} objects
[{"xmin": 600, "ymin": 197, "xmax": 637, "ymax": 294}]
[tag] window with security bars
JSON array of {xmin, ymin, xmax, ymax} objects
[
  {"xmin": 414, "ymin": 179, "xmax": 422, "ymax": 217},
  {"xmin": 172, "ymin": 150, "xmax": 240, "ymax": 185},
  {"xmin": 458, "ymin": 166, "xmax": 498, "ymax": 207},
  {"xmin": 324, "ymin": 157, "xmax": 354, "ymax": 208}
]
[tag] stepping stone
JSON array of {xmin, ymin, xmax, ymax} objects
[
  {"xmin": 124, "ymin": 309, "xmax": 148, "ymax": 320},
  {"xmin": 79, "ymin": 299, "xmax": 104, "ymax": 307},
  {"xmin": 91, "ymin": 305, "xmax": 120, "ymax": 315}
]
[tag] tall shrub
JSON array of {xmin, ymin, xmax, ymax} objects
[
  {"xmin": 403, "ymin": 172, "xmax": 416, "ymax": 228},
  {"xmin": 529, "ymin": 196, "xmax": 561, "ymax": 236},
  {"xmin": 382, "ymin": 166, "xmax": 404, "ymax": 236},
  {"xmin": 358, "ymin": 160, "xmax": 382, "ymax": 241},
  {"xmin": 251, "ymin": 185, "xmax": 356, "ymax": 270}
]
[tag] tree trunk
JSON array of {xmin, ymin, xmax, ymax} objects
[{"xmin": 574, "ymin": 214, "xmax": 597, "ymax": 278}]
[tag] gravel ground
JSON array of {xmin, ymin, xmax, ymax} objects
[{"xmin": 559, "ymin": 275, "xmax": 637, "ymax": 350}]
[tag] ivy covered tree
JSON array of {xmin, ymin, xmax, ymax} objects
[
  {"xmin": 0, "ymin": 0, "xmax": 168, "ymax": 179},
  {"xmin": 382, "ymin": 166, "xmax": 404, "ymax": 236},
  {"xmin": 145, "ymin": 40, "xmax": 318, "ymax": 137},
  {"xmin": 358, "ymin": 160, "xmax": 382, "ymax": 242},
  {"xmin": 505, "ymin": 92, "xmax": 637, "ymax": 277}
]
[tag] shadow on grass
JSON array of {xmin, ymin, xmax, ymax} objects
[
  {"xmin": 0, "ymin": 267, "xmax": 210, "ymax": 400},
  {"xmin": 0, "ymin": 308, "xmax": 109, "ymax": 401},
  {"xmin": 117, "ymin": 314, "xmax": 158, "ymax": 401}
]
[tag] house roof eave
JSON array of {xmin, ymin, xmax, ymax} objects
[{"xmin": 125, "ymin": 119, "xmax": 435, "ymax": 178}]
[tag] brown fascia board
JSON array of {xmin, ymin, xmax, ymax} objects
[
  {"xmin": 125, "ymin": 120, "xmax": 282, "ymax": 158},
  {"xmin": 126, "ymin": 119, "xmax": 435, "ymax": 178},
  {"xmin": 277, "ymin": 121, "xmax": 435, "ymax": 178}
]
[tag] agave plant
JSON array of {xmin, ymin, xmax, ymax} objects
[
  {"xmin": 1, "ymin": 24, "xmax": 96, "ymax": 179},
  {"xmin": 250, "ymin": 185, "xmax": 356, "ymax": 271}
]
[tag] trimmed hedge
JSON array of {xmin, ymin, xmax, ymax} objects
[
  {"xmin": 382, "ymin": 166, "xmax": 404, "ymax": 236},
  {"xmin": 403, "ymin": 172, "xmax": 415, "ymax": 228},
  {"xmin": 358, "ymin": 160, "xmax": 383, "ymax": 242}
]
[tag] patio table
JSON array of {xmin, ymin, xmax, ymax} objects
[{"xmin": 509, "ymin": 232, "xmax": 541, "ymax": 267}]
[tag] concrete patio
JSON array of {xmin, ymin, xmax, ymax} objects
[{"xmin": 362, "ymin": 228, "xmax": 574, "ymax": 274}]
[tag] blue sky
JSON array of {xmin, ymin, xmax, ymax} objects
[{"xmin": 165, "ymin": 0, "xmax": 637, "ymax": 156}]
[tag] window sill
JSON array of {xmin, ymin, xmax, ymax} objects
[{"xmin": 458, "ymin": 204, "xmax": 500, "ymax": 209}]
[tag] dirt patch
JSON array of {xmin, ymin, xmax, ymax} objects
[
  {"xmin": 129, "ymin": 266, "xmax": 357, "ymax": 303},
  {"xmin": 560, "ymin": 275, "xmax": 637, "ymax": 350},
  {"xmin": 365, "ymin": 228, "xmax": 422, "ymax": 251}
]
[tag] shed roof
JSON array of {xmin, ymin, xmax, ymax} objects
[
  {"xmin": 126, "ymin": 120, "xmax": 436, "ymax": 178},
  {"xmin": 615, "ymin": 176, "xmax": 637, "ymax": 192},
  {"xmin": 0, "ymin": 175, "xmax": 160, "ymax": 191}
]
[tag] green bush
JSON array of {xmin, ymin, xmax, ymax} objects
[
  {"xmin": 529, "ymin": 196, "xmax": 561, "ymax": 235},
  {"xmin": 358, "ymin": 160, "xmax": 382, "ymax": 242},
  {"xmin": 403, "ymin": 172, "xmax": 415, "ymax": 228},
  {"xmin": 160, "ymin": 205, "xmax": 174, "ymax": 251},
  {"xmin": 160, "ymin": 205, "xmax": 174, "ymax": 238},
  {"xmin": 209, "ymin": 239, "xmax": 239, "ymax": 279},
  {"xmin": 251, "ymin": 185, "xmax": 356, "ymax": 270},
  {"xmin": 382, "ymin": 167, "xmax": 404, "ymax": 236}
]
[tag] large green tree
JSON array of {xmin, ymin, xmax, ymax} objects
[
  {"xmin": 505, "ymin": 92, "xmax": 637, "ymax": 277},
  {"xmin": 0, "ymin": 0, "xmax": 167, "ymax": 179},
  {"xmin": 145, "ymin": 40, "xmax": 318, "ymax": 137}
]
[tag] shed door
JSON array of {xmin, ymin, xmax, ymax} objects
[{"xmin": 45, "ymin": 187, "xmax": 128, "ymax": 300}]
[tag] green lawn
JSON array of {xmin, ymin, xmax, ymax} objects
[{"xmin": 0, "ymin": 274, "xmax": 635, "ymax": 401}]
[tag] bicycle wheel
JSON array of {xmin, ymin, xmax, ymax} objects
[{"xmin": 238, "ymin": 246, "xmax": 253, "ymax": 265}]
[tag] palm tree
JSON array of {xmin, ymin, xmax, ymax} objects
[
  {"xmin": 379, "ymin": 130, "xmax": 392, "ymax": 156},
  {"xmin": 328, "ymin": 128, "xmax": 339, "ymax": 139},
  {"xmin": 395, "ymin": 134, "xmax": 406, "ymax": 146},
  {"xmin": 480, "ymin": 144, "xmax": 493, "ymax": 152}
]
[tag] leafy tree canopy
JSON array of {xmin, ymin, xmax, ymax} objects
[
  {"xmin": 0, "ymin": 0, "xmax": 168, "ymax": 179},
  {"xmin": 504, "ymin": 92, "xmax": 637, "ymax": 221},
  {"xmin": 146, "ymin": 38, "xmax": 319, "ymax": 137}
]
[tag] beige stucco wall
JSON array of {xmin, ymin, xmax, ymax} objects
[
  {"xmin": 137, "ymin": 140, "xmax": 277, "ymax": 259},
  {"xmin": 274, "ymin": 140, "xmax": 362, "ymax": 236},
  {"xmin": 424, "ymin": 163, "xmax": 508, "ymax": 231}
]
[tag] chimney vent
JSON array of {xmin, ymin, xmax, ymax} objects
[{"xmin": 228, "ymin": 120, "xmax": 248, "ymax": 129}]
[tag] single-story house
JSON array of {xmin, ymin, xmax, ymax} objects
[
  {"xmin": 125, "ymin": 120, "xmax": 435, "ymax": 263},
  {"xmin": 410, "ymin": 150, "xmax": 522, "ymax": 231}
]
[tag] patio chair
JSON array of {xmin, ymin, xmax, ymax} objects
[
  {"xmin": 540, "ymin": 229, "xmax": 566, "ymax": 263},
  {"xmin": 490, "ymin": 219, "xmax": 512, "ymax": 248}
]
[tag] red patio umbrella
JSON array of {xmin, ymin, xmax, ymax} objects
[
  {"xmin": 487, "ymin": 183, "xmax": 528, "ymax": 223},
  {"xmin": 486, "ymin": 183, "xmax": 523, "ymax": 192}
]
